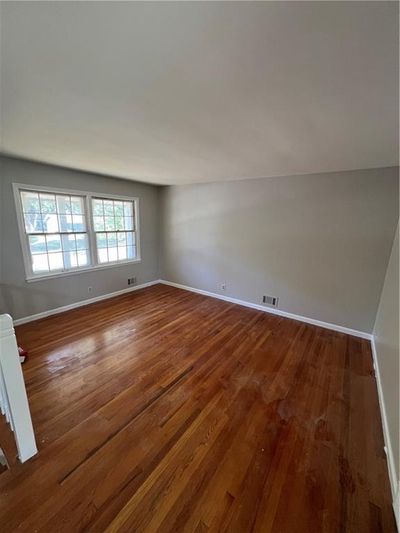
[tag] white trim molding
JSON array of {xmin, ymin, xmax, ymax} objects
[
  {"xmin": 0, "ymin": 314, "xmax": 37, "ymax": 462},
  {"xmin": 159, "ymin": 280, "xmax": 372, "ymax": 339},
  {"xmin": 371, "ymin": 336, "xmax": 400, "ymax": 529},
  {"xmin": 13, "ymin": 280, "xmax": 160, "ymax": 326},
  {"xmin": 14, "ymin": 278, "xmax": 372, "ymax": 337}
]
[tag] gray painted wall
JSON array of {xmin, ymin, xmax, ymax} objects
[
  {"xmin": 0, "ymin": 156, "xmax": 160, "ymax": 319},
  {"xmin": 373, "ymin": 222, "xmax": 399, "ymax": 486},
  {"xmin": 160, "ymin": 167, "xmax": 399, "ymax": 333},
  {"xmin": 1, "ymin": 156, "xmax": 398, "ymax": 334}
]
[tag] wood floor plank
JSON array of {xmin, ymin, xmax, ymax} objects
[{"xmin": 0, "ymin": 284, "xmax": 395, "ymax": 532}]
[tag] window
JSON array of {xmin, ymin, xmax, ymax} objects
[
  {"xmin": 13, "ymin": 184, "xmax": 140, "ymax": 281},
  {"xmin": 92, "ymin": 198, "xmax": 136, "ymax": 264},
  {"xmin": 20, "ymin": 191, "xmax": 89, "ymax": 274}
]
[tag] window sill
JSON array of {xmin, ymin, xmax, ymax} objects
[{"xmin": 25, "ymin": 258, "xmax": 142, "ymax": 283}]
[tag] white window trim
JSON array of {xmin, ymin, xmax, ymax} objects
[{"xmin": 12, "ymin": 183, "xmax": 141, "ymax": 283}]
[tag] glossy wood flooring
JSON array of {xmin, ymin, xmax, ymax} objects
[{"xmin": 0, "ymin": 284, "xmax": 395, "ymax": 532}]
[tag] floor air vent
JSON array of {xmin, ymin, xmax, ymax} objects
[{"xmin": 263, "ymin": 295, "xmax": 279, "ymax": 307}]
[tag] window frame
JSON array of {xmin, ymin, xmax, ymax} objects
[
  {"xmin": 90, "ymin": 195, "xmax": 138, "ymax": 266},
  {"xmin": 13, "ymin": 183, "xmax": 141, "ymax": 282}
]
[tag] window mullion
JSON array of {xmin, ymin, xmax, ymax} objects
[
  {"xmin": 37, "ymin": 192, "xmax": 51, "ymax": 273},
  {"xmin": 86, "ymin": 195, "xmax": 98, "ymax": 266},
  {"xmin": 24, "ymin": 232, "xmax": 34, "ymax": 277}
]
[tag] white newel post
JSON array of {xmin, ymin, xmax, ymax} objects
[{"xmin": 0, "ymin": 314, "xmax": 37, "ymax": 462}]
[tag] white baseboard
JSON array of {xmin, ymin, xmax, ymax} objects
[
  {"xmin": 13, "ymin": 278, "xmax": 372, "ymax": 337},
  {"xmin": 13, "ymin": 280, "xmax": 161, "ymax": 326},
  {"xmin": 159, "ymin": 280, "xmax": 372, "ymax": 340},
  {"xmin": 371, "ymin": 336, "xmax": 400, "ymax": 529}
]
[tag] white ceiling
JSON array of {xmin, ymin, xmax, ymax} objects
[{"xmin": 0, "ymin": 1, "xmax": 398, "ymax": 185}]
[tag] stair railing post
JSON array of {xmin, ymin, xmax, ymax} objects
[{"xmin": 0, "ymin": 314, "xmax": 37, "ymax": 462}]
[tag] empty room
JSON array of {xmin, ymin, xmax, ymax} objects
[{"xmin": 0, "ymin": 1, "xmax": 399, "ymax": 531}]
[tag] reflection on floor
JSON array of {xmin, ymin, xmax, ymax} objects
[{"xmin": 0, "ymin": 284, "xmax": 395, "ymax": 532}]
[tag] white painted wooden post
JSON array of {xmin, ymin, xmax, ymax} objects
[{"xmin": 0, "ymin": 314, "xmax": 37, "ymax": 462}]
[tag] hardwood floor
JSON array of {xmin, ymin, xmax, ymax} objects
[{"xmin": 0, "ymin": 284, "xmax": 395, "ymax": 532}]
